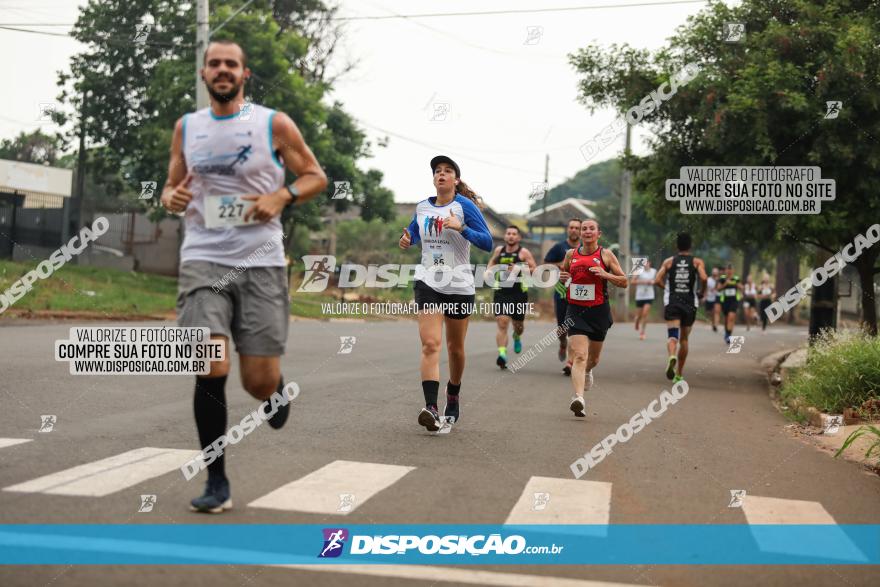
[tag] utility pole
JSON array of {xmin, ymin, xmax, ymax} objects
[
  {"xmin": 195, "ymin": 0, "xmax": 210, "ymax": 109},
  {"xmin": 617, "ymin": 124, "xmax": 632, "ymax": 322},
  {"xmin": 540, "ymin": 153, "xmax": 549, "ymax": 253}
]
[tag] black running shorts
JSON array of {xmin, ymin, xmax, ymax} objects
[
  {"xmin": 721, "ymin": 298, "xmax": 739, "ymax": 315},
  {"xmin": 413, "ymin": 280, "xmax": 474, "ymax": 320},
  {"xmin": 565, "ymin": 302, "xmax": 613, "ymax": 342},
  {"xmin": 664, "ymin": 302, "xmax": 697, "ymax": 327},
  {"xmin": 493, "ymin": 288, "xmax": 529, "ymax": 321}
]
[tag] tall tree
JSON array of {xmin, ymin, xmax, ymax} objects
[
  {"xmin": 570, "ymin": 0, "xmax": 880, "ymax": 333},
  {"xmin": 0, "ymin": 130, "xmax": 62, "ymax": 165}
]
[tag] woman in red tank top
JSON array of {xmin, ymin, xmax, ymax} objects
[{"xmin": 558, "ymin": 219, "xmax": 628, "ymax": 417}]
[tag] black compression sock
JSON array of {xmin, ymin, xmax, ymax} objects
[
  {"xmin": 447, "ymin": 381, "xmax": 461, "ymax": 397},
  {"xmin": 422, "ymin": 380, "xmax": 439, "ymax": 410},
  {"xmin": 194, "ymin": 375, "xmax": 228, "ymax": 482}
]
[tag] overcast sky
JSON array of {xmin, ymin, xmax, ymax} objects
[{"xmin": 1, "ymin": 0, "xmax": 737, "ymax": 214}]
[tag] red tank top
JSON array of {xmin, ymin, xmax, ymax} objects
[{"xmin": 566, "ymin": 245, "xmax": 609, "ymax": 307}]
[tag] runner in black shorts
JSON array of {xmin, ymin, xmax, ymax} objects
[
  {"xmin": 654, "ymin": 233, "xmax": 707, "ymax": 383},
  {"xmin": 486, "ymin": 225, "xmax": 536, "ymax": 369},
  {"xmin": 558, "ymin": 219, "xmax": 628, "ymax": 417},
  {"xmin": 716, "ymin": 264, "xmax": 743, "ymax": 344},
  {"xmin": 757, "ymin": 277, "xmax": 775, "ymax": 332},
  {"xmin": 399, "ymin": 155, "xmax": 493, "ymax": 432},
  {"xmin": 543, "ymin": 218, "xmax": 581, "ymax": 375}
]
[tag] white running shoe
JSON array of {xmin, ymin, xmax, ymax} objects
[
  {"xmin": 584, "ymin": 369, "xmax": 594, "ymax": 392},
  {"xmin": 569, "ymin": 395, "xmax": 586, "ymax": 417}
]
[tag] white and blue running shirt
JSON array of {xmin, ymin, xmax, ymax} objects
[
  {"xmin": 180, "ymin": 104, "xmax": 285, "ymax": 267},
  {"xmin": 406, "ymin": 195, "xmax": 493, "ymax": 295}
]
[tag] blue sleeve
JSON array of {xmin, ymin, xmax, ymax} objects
[
  {"xmin": 407, "ymin": 214, "xmax": 420, "ymax": 245},
  {"xmin": 458, "ymin": 196, "xmax": 493, "ymax": 252},
  {"xmin": 544, "ymin": 243, "xmax": 565, "ymax": 263}
]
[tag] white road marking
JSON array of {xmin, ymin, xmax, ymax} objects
[
  {"xmin": 741, "ymin": 495, "xmax": 866, "ymax": 561},
  {"xmin": 505, "ymin": 476, "xmax": 612, "ymax": 531},
  {"xmin": 273, "ymin": 564, "xmax": 650, "ymax": 586},
  {"xmin": 3, "ymin": 447, "xmax": 199, "ymax": 497},
  {"xmin": 0, "ymin": 438, "xmax": 32, "ymax": 450},
  {"xmin": 248, "ymin": 460, "xmax": 415, "ymax": 514}
]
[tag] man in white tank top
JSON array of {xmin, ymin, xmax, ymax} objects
[{"xmin": 160, "ymin": 40, "xmax": 327, "ymax": 513}]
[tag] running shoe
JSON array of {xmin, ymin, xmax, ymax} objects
[
  {"xmin": 569, "ymin": 396, "xmax": 586, "ymax": 417},
  {"xmin": 190, "ymin": 477, "xmax": 232, "ymax": 514},
  {"xmin": 496, "ymin": 354, "xmax": 507, "ymax": 369},
  {"xmin": 712, "ymin": 324, "xmax": 718, "ymax": 332},
  {"xmin": 639, "ymin": 332, "xmax": 646, "ymax": 341},
  {"xmin": 672, "ymin": 374, "xmax": 684, "ymax": 384},
  {"xmin": 444, "ymin": 392, "xmax": 459, "ymax": 424},
  {"xmin": 665, "ymin": 356, "xmax": 677, "ymax": 380},
  {"xmin": 418, "ymin": 406, "xmax": 441, "ymax": 432},
  {"xmin": 263, "ymin": 396, "xmax": 290, "ymax": 430},
  {"xmin": 563, "ymin": 360, "xmax": 572, "ymax": 376},
  {"xmin": 584, "ymin": 369, "xmax": 594, "ymax": 392},
  {"xmin": 557, "ymin": 344, "xmax": 567, "ymax": 362},
  {"xmin": 513, "ymin": 334, "xmax": 522, "ymax": 354}
]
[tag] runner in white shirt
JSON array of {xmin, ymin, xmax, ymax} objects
[
  {"xmin": 161, "ymin": 40, "xmax": 327, "ymax": 513},
  {"xmin": 630, "ymin": 260, "xmax": 656, "ymax": 341},
  {"xmin": 705, "ymin": 268, "xmax": 719, "ymax": 331}
]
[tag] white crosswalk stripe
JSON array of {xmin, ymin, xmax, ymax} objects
[
  {"xmin": 741, "ymin": 494, "xmax": 866, "ymax": 561},
  {"xmin": 0, "ymin": 438, "xmax": 32, "ymax": 450},
  {"xmin": 248, "ymin": 460, "xmax": 415, "ymax": 514},
  {"xmin": 505, "ymin": 476, "xmax": 612, "ymax": 532},
  {"xmin": 3, "ymin": 447, "xmax": 199, "ymax": 497}
]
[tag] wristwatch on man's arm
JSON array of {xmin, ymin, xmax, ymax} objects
[{"xmin": 285, "ymin": 183, "xmax": 300, "ymax": 207}]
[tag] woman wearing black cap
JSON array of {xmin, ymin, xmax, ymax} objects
[{"xmin": 399, "ymin": 156, "xmax": 493, "ymax": 432}]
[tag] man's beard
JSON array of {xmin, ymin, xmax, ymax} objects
[{"xmin": 206, "ymin": 77, "xmax": 242, "ymax": 102}]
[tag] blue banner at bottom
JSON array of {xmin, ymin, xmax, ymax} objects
[{"xmin": 0, "ymin": 525, "xmax": 878, "ymax": 565}]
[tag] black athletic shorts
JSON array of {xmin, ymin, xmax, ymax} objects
[
  {"xmin": 413, "ymin": 280, "xmax": 474, "ymax": 320},
  {"xmin": 493, "ymin": 288, "xmax": 529, "ymax": 321},
  {"xmin": 635, "ymin": 298, "xmax": 653, "ymax": 308},
  {"xmin": 565, "ymin": 302, "xmax": 613, "ymax": 342},
  {"xmin": 721, "ymin": 298, "xmax": 739, "ymax": 315},
  {"xmin": 743, "ymin": 296, "xmax": 757, "ymax": 308},
  {"xmin": 664, "ymin": 302, "xmax": 697, "ymax": 327},
  {"xmin": 704, "ymin": 299, "xmax": 718, "ymax": 312}
]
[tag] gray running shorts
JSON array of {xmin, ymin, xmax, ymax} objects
[{"xmin": 176, "ymin": 260, "xmax": 289, "ymax": 356}]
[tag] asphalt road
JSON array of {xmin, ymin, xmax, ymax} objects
[{"xmin": 1, "ymin": 316, "xmax": 878, "ymax": 587}]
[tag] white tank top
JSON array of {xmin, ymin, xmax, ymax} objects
[{"xmin": 180, "ymin": 104, "xmax": 286, "ymax": 267}]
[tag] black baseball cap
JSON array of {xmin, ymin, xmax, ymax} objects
[{"xmin": 430, "ymin": 155, "xmax": 460, "ymax": 178}]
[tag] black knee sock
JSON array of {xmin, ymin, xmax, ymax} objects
[
  {"xmin": 194, "ymin": 375, "xmax": 227, "ymax": 481},
  {"xmin": 422, "ymin": 380, "xmax": 439, "ymax": 410},
  {"xmin": 447, "ymin": 381, "xmax": 461, "ymax": 399}
]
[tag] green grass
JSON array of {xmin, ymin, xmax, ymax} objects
[
  {"xmin": 0, "ymin": 259, "xmax": 177, "ymax": 316},
  {"xmin": 780, "ymin": 329, "xmax": 880, "ymax": 414}
]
